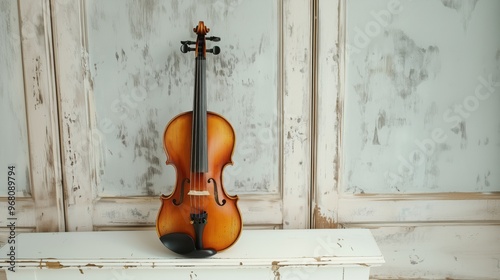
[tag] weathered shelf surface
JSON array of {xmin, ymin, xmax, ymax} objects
[{"xmin": 0, "ymin": 229, "xmax": 384, "ymax": 280}]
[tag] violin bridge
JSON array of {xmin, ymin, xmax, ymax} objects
[{"xmin": 187, "ymin": 190, "xmax": 210, "ymax": 196}]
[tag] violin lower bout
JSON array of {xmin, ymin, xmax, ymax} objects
[{"xmin": 156, "ymin": 192, "xmax": 242, "ymax": 252}]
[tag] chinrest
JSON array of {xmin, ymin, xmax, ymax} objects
[{"xmin": 159, "ymin": 233, "xmax": 217, "ymax": 258}]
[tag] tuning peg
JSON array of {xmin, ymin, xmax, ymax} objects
[
  {"xmin": 180, "ymin": 44, "xmax": 195, "ymax": 53},
  {"xmin": 206, "ymin": 36, "xmax": 221, "ymax": 42},
  {"xmin": 180, "ymin": 40, "xmax": 196, "ymax": 53},
  {"xmin": 207, "ymin": 46, "xmax": 220, "ymax": 55}
]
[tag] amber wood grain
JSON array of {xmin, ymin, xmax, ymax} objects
[{"xmin": 156, "ymin": 112, "xmax": 242, "ymax": 252}]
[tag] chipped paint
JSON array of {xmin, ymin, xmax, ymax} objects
[
  {"xmin": 0, "ymin": 0, "xmax": 65, "ymax": 233},
  {"xmin": 344, "ymin": 0, "xmax": 500, "ymax": 194},
  {"xmin": 0, "ymin": 0, "xmax": 31, "ymax": 197},
  {"xmin": 83, "ymin": 0, "xmax": 280, "ymax": 197},
  {"xmin": 272, "ymin": 260, "xmax": 281, "ymax": 279},
  {"xmin": 338, "ymin": 1, "xmax": 500, "ymax": 279},
  {"xmin": 313, "ymin": 205, "xmax": 337, "ymax": 229},
  {"xmin": 85, "ymin": 263, "xmax": 104, "ymax": 268},
  {"xmin": 44, "ymin": 261, "xmax": 65, "ymax": 269},
  {"xmin": 33, "ymin": 56, "xmax": 43, "ymax": 107},
  {"xmin": 52, "ymin": 0, "xmax": 316, "ymax": 231}
]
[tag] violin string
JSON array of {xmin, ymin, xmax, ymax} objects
[
  {"xmin": 201, "ymin": 52, "xmax": 204, "ymax": 215},
  {"xmin": 197, "ymin": 53, "xmax": 200, "ymax": 217},
  {"xmin": 201, "ymin": 55, "xmax": 205, "ymax": 215},
  {"xmin": 190, "ymin": 82, "xmax": 194, "ymax": 218},
  {"xmin": 191, "ymin": 53, "xmax": 197, "ymax": 217},
  {"xmin": 195, "ymin": 53, "xmax": 200, "ymax": 216},
  {"xmin": 193, "ymin": 56, "xmax": 197, "ymax": 217}
]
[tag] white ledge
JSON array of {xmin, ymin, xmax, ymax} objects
[{"xmin": 0, "ymin": 229, "xmax": 384, "ymax": 279}]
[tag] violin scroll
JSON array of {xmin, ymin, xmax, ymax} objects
[
  {"xmin": 180, "ymin": 21, "xmax": 221, "ymax": 56},
  {"xmin": 193, "ymin": 21, "xmax": 209, "ymax": 35}
]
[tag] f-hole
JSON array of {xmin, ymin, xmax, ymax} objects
[
  {"xmin": 208, "ymin": 178, "xmax": 226, "ymax": 206},
  {"xmin": 173, "ymin": 178, "xmax": 190, "ymax": 206}
]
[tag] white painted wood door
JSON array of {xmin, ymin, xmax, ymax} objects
[
  {"xmin": 313, "ymin": 0, "xmax": 500, "ymax": 279},
  {"xmin": 0, "ymin": 0, "xmax": 64, "ymax": 245},
  {"xmin": 52, "ymin": 0, "xmax": 313, "ymax": 231}
]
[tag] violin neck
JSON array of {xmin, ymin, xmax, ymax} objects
[{"xmin": 191, "ymin": 55, "xmax": 208, "ymax": 173}]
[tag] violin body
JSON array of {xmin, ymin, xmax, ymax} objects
[
  {"xmin": 157, "ymin": 111, "xmax": 242, "ymax": 252},
  {"xmin": 155, "ymin": 22, "xmax": 242, "ymax": 257}
]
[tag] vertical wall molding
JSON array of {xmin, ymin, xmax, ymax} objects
[
  {"xmin": 20, "ymin": 0, "xmax": 65, "ymax": 232},
  {"xmin": 281, "ymin": 0, "xmax": 313, "ymax": 229},
  {"xmin": 51, "ymin": 0, "xmax": 95, "ymax": 231},
  {"xmin": 312, "ymin": 0, "xmax": 342, "ymax": 229}
]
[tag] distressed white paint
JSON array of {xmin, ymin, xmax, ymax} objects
[
  {"xmin": 344, "ymin": 0, "xmax": 500, "ymax": 194},
  {"xmin": 0, "ymin": 229, "xmax": 383, "ymax": 280},
  {"xmin": 313, "ymin": 0, "xmax": 341, "ymax": 228},
  {"xmin": 338, "ymin": 194, "xmax": 500, "ymax": 223},
  {"xmin": 0, "ymin": 0, "xmax": 30, "ymax": 197},
  {"xmin": 8, "ymin": 1, "xmax": 499, "ymax": 278},
  {"xmin": 54, "ymin": 0, "xmax": 312, "ymax": 230},
  {"xmin": 52, "ymin": 0, "xmax": 96, "ymax": 231},
  {"xmin": 366, "ymin": 225, "xmax": 500, "ymax": 279},
  {"xmin": 332, "ymin": 0, "xmax": 500, "ymax": 279},
  {"xmin": 18, "ymin": 0, "xmax": 65, "ymax": 232},
  {"xmin": 85, "ymin": 0, "xmax": 280, "ymax": 197},
  {"xmin": 0, "ymin": 0, "xmax": 64, "ymax": 242},
  {"xmin": 281, "ymin": 0, "xmax": 312, "ymax": 229}
]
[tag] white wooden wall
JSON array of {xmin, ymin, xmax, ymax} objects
[
  {"xmin": 0, "ymin": 0, "xmax": 64, "ymax": 240},
  {"xmin": 51, "ymin": 0, "xmax": 312, "ymax": 231},
  {"xmin": 84, "ymin": 0, "xmax": 280, "ymax": 197},
  {"xmin": 1, "ymin": 0, "xmax": 499, "ymax": 279},
  {"xmin": 331, "ymin": 0, "xmax": 500, "ymax": 279}
]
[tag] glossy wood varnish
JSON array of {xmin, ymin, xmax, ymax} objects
[
  {"xmin": 156, "ymin": 22, "xmax": 242, "ymax": 253},
  {"xmin": 156, "ymin": 111, "xmax": 242, "ymax": 252}
]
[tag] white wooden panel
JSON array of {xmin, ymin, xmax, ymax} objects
[
  {"xmin": 53, "ymin": 0, "xmax": 105, "ymax": 231},
  {"xmin": 335, "ymin": 1, "xmax": 500, "ymax": 278},
  {"xmin": 0, "ymin": 0, "xmax": 64, "ymax": 236},
  {"xmin": 0, "ymin": 0, "xmax": 30, "ymax": 196},
  {"xmin": 282, "ymin": 0, "xmax": 312, "ymax": 229},
  {"xmin": 91, "ymin": 195, "xmax": 282, "ymax": 228},
  {"xmin": 18, "ymin": 0, "xmax": 65, "ymax": 232},
  {"xmin": 0, "ymin": 199, "xmax": 36, "ymax": 228},
  {"xmin": 344, "ymin": 0, "xmax": 500, "ymax": 194},
  {"xmin": 313, "ymin": 0, "xmax": 341, "ymax": 228},
  {"xmin": 364, "ymin": 225, "xmax": 500, "ymax": 279},
  {"xmin": 338, "ymin": 194, "xmax": 500, "ymax": 224},
  {"xmin": 85, "ymin": 0, "xmax": 280, "ymax": 197},
  {"xmin": 54, "ymin": 0, "xmax": 312, "ymax": 230}
]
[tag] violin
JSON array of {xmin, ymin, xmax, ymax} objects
[{"xmin": 156, "ymin": 21, "xmax": 242, "ymax": 258}]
